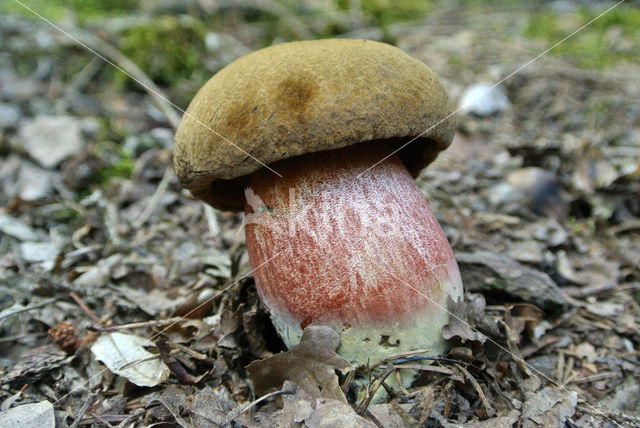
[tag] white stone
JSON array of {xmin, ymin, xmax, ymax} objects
[
  {"xmin": 460, "ymin": 82, "xmax": 510, "ymax": 116},
  {"xmin": 0, "ymin": 214, "xmax": 38, "ymax": 241},
  {"xmin": 19, "ymin": 242, "xmax": 58, "ymax": 263},
  {"xmin": 18, "ymin": 115, "xmax": 84, "ymax": 168}
]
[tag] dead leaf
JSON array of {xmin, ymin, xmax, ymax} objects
[
  {"xmin": 146, "ymin": 385, "xmax": 236, "ymax": 427},
  {"xmin": 114, "ymin": 284, "xmax": 186, "ymax": 317},
  {"xmin": 457, "ymin": 251, "xmax": 568, "ymax": 310},
  {"xmin": 191, "ymin": 386, "xmax": 238, "ymax": 426},
  {"xmin": 442, "ymin": 296, "xmax": 486, "ymax": 354},
  {"xmin": 1, "ymin": 344, "xmax": 71, "ymax": 385},
  {"xmin": 306, "ymin": 398, "xmax": 376, "ymax": 427},
  {"xmin": 243, "ymin": 303, "xmax": 273, "ymax": 359},
  {"xmin": 281, "ymin": 380, "xmax": 315, "ymax": 425},
  {"xmin": 585, "ymin": 301, "xmax": 624, "ymax": 317},
  {"xmin": 521, "ymin": 387, "xmax": 577, "ymax": 428},
  {"xmin": 0, "ymin": 401, "xmax": 55, "ymax": 428},
  {"xmin": 73, "ymin": 254, "xmax": 123, "ymax": 288},
  {"xmin": 368, "ymin": 402, "xmax": 417, "ymax": 427},
  {"xmin": 461, "ymin": 409, "xmax": 520, "ymax": 427},
  {"xmin": 574, "ymin": 342, "xmax": 597, "ymax": 364},
  {"xmin": 556, "ymin": 251, "xmax": 619, "ymax": 288},
  {"xmin": 90, "ymin": 332, "xmax": 170, "ymax": 387},
  {"xmin": 246, "ymin": 325, "xmax": 353, "ymax": 402},
  {"xmin": 504, "ymin": 303, "xmax": 544, "ymax": 346}
]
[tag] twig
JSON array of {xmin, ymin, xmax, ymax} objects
[
  {"xmin": 155, "ymin": 336, "xmax": 199, "ymax": 385},
  {"xmin": 132, "ymin": 166, "xmax": 173, "ymax": 229},
  {"xmin": 204, "ymin": 205, "xmax": 220, "ymax": 237},
  {"xmin": 0, "ymin": 332, "xmax": 47, "ymax": 343},
  {"xmin": 69, "ymin": 291, "xmax": 100, "ymax": 323},
  {"xmin": 171, "ymin": 342, "xmax": 211, "ymax": 361},
  {"xmin": 69, "ymin": 392, "xmax": 97, "ymax": 428},
  {"xmin": 364, "ymin": 409, "xmax": 385, "ymax": 428},
  {"xmin": 90, "ymin": 413, "xmax": 116, "ymax": 427},
  {"xmin": 456, "ymin": 364, "xmax": 494, "ymax": 418},
  {"xmin": 381, "ymin": 364, "xmax": 455, "ymax": 376},
  {"xmin": 0, "ymin": 297, "xmax": 59, "ymax": 320},
  {"xmin": 577, "ymin": 403, "xmax": 640, "ymax": 427},
  {"xmin": 225, "ymin": 388, "xmax": 295, "ymax": 424},
  {"xmin": 88, "ymin": 317, "xmax": 183, "ymax": 332},
  {"xmin": 102, "ymin": 200, "xmax": 123, "ymax": 247},
  {"xmin": 341, "ymin": 368, "xmax": 355, "ymax": 395},
  {"xmin": 356, "ymin": 364, "xmax": 396, "ymax": 415},
  {"xmin": 570, "ymin": 372, "xmax": 620, "ymax": 384},
  {"xmin": 362, "ymin": 348, "xmax": 432, "ymax": 370},
  {"xmin": 59, "ymin": 56, "xmax": 103, "ymax": 111}
]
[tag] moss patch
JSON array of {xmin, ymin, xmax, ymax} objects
[
  {"xmin": 524, "ymin": 6, "xmax": 640, "ymax": 69},
  {"xmin": 116, "ymin": 16, "xmax": 207, "ymax": 88},
  {"xmin": 2, "ymin": 0, "xmax": 137, "ymax": 21},
  {"xmin": 96, "ymin": 146, "xmax": 134, "ymax": 184}
]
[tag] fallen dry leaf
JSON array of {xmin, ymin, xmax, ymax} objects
[
  {"xmin": 462, "ymin": 409, "xmax": 520, "ymax": 428},
  {"xmin": 521, "ymin": 387, "xmax": 577, "ymax": 428},
  {"xmin": 305, "ymin": 398, "xmax": 375, "ymax": 427},
  {"xmin": 442, "ymin": 296, "xmax": 486, "ymax": 353},
  {"xmin": 457, "ymin": 251, "xmax": 568, "ymax": 310},
  {"xmin": 146, "ymin": 385, "xmax": 236, "ymax": 427},
  {"xmin": 90, "ymin": 332, "xmax": 170, "ymax": 387},
  {"xmin": 1, "ymin": 344, "xmax": 71, "ymax": 385},
  {"xmin": 0, "ymin": 400, "xmax": 55, "ymax": 428},
  {"xmin": 246, "ymin": 325, "xmax": 353, "ymax": 402}
]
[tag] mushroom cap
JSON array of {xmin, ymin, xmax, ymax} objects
[{"xmin": 174, "ymin": 38, "xmax": 456, "ymax": 211}]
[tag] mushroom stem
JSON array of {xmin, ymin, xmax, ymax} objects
[{"xmin": 245, "ymin": 142, "xmax": 463, "ymax": 365}]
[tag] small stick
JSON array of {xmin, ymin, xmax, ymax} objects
[
  {"xmin": 69, "ymin": 392, "xmax": 97, "ymax": 428},
  {"xmin": 69, "ymin": 292, "xmax": 100, "ymax": 323},
  {"xmin": 133, "ymin": 166, "xmax": 173, "ymax": 229},
  {"xmin": 356, "ymin": 365, "xmax": 396, "ymax": 415},
  {"xmin": 0, "ymin": 297, "xmax": 59, "ymax": 320},
  {"xmin": 456, "ymin": 364, "xmax": 493, "ymax": 418},
  {"xmin": 341, "ymin": 369, "xmax": 355, "ymax": 395},
  {"xmin": 362, "ymin": 348, "xmax": 432, "ymax": 370},
  {"xmin": 225, "ymin": 388, "xmax": 295, "ymax": 424},
  {"xmin": 381, "ymin": 364, "xmax": 455, "ymax": 376},
  {"xmin": 88, "ymin": 317, "xmax": 183, "ymax": 332}
]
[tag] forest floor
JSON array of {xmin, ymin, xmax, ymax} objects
[{"xmin": 0, "ymin": 1, "xmax": 639, "ymax": 427}]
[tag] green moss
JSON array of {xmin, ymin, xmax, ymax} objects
[
  {"xmin": 490, "ymin": 279, "xmax": 506, "ymax": 289},
  {"xmin": 361, "ymin": 0, "xmax": 430, "ymax": 25},
  {"xmin": 524, "ymin": 6, "xmax": 640, "ymax": 69},
  {"xmin": 115, "ymin": 16, "xmax": 207, "ymax": 88},
  {"xmin": 49, "ymin": 206, "xmax": 82, "ymax": 223},
  {"xmin": 2, "ymin": 0, "xmax": 136, "ymax": 21},
  {"xmin": 96, "ymin": 147, "xmax": 134, "ymax": 184},
  {"xmin": 334, "ymin": 0, "xmax": 431, "ymax": 28}
]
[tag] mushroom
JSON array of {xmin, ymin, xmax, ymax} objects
[{"xmin": 174, "ymin": 39, "xmax": 463, "ymax": 378}]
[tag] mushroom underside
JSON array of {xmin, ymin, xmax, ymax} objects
[{"xmin": 193, "ymin": 136, "xmax": 443, "ymax": 211}]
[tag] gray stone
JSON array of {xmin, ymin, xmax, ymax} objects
[
  {"xmin": 18, "ymin": 115, "xmax": 85, "ymax": 168},
  {"xmin": 0, "ymin": 103, "xmax": 20, "ymax": 128},
  {"xmin": 17, "ymin": 162, "xmax": 55, "ymax": 201}
]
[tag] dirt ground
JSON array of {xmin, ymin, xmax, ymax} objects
[{"xmin": 0, "ymin": 1, "xmax": 639, "ymax": 427}]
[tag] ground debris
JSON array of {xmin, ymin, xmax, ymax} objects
[
  {"xmin": 246, "ymin": 326, "xmax": 354, "ymax": 402},
  {"xmin": 456, "ymin": 251, "xmax": 568, "ymax": 310},
  {"xmin": 1, "ymin": 3, "xmax": 639, "ymax": 426}
]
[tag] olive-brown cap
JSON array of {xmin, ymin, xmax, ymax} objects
[{"xmin": 174, "ymin": 39, "xmax": 456, "ymax": 211}]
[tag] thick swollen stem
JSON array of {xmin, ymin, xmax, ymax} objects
[{"xmin": 244, "ymin": 142, "xmax": 463, "ymax": 365}]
